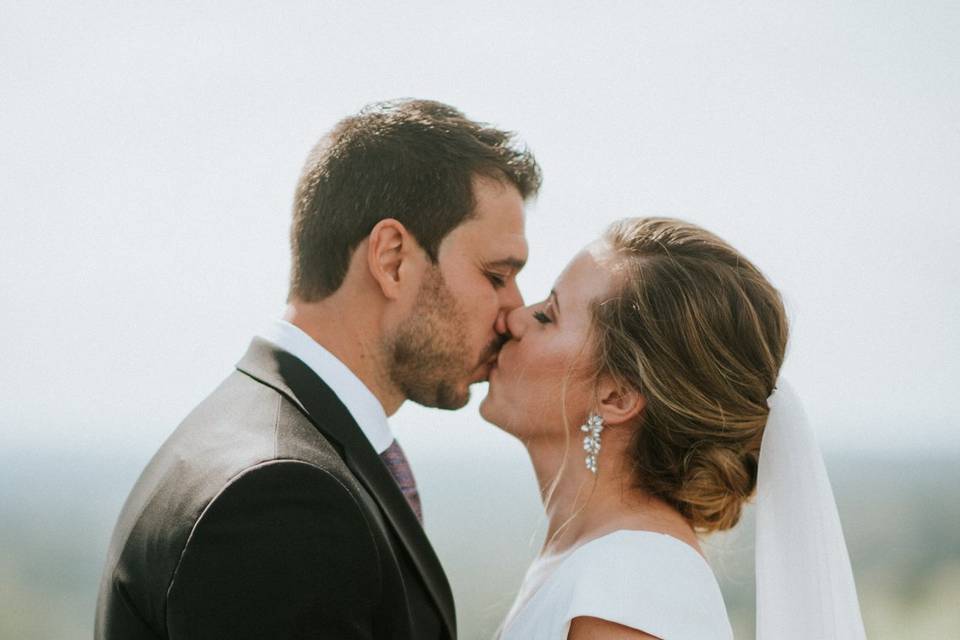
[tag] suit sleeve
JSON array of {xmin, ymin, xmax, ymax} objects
[{"xmin": 165, "ymin": 460, "xmax": 382, "ymax": 639}]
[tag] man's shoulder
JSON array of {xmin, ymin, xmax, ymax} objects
[
  {"xmin": 156, "ymin": 368, "xmax": 353, "ymax": 504},
  {"xmin": 178, "ymin": 364, "xmax": 354, "ymax": 448},
  {"xmin": 98, "ymin": 369, "xmax": 368, "ymax": 632},
  {"xmin": 108, "ymin": 369, "xmax": 349, "ymax": 552}
]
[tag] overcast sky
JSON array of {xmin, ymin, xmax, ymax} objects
[{"xmin": 1, "ymin": 1, "xmax": 958, "ymax": 460}]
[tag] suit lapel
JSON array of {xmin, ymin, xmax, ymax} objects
[{"xmin": 236, "ymin": 338, "xmax": 456, "ymax": 638}]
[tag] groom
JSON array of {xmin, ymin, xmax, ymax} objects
[{"xmin": 95, "ymin": 99, "xmax": 541, "ymax": 640}]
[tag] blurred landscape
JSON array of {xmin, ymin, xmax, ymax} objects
[{"xmin": 1, "ymin": 443, "xmax": 957, "ymax": 639}]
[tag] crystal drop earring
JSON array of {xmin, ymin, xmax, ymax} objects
[{"xmin": 581, "ymin": 413, "xmax": 605, "ymax": 474}]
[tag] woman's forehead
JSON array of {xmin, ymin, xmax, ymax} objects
[{"xmin": 554, "ymin": 245, "xmax": 615, "ymax": 307}]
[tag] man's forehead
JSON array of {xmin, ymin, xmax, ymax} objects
[
  {"xmin": 438, "ymin": 227, "xmax": 528, "ymax": 278},
  {"xmin": 437, "ymin": 175, "xmax": 528, "ymax": 262},
  {"xmin": 458, "ymin": 216, "xmax": 528, "ymax": 260},
  {"xmin": 445, "ymin": 207, "xmax": 527, "ymax": 254},
  {"xmin": 470, "ymin": 178, "xmax": 526, "ymax": 228}
]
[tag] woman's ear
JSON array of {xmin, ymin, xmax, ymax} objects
[
  {"xmin": 596, "ymin": 377, "xmax": 645, "ymax": 426},
  {"xmin": 367, "ymin": 218, "xmax": 418, "ymax": 300}
]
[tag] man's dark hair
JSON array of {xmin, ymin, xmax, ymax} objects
[{"xmin": 288, "ymin": 99, "xmax": 542, "ymax": 301}]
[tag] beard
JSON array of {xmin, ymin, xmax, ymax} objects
[{"xmin": 385, "ymin": 267, "xmax": 497, "ymax": 410}]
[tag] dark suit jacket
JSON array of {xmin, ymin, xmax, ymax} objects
[{"xmin": 95, "ymin": 338, "xmax": 456, "ymax": 639}]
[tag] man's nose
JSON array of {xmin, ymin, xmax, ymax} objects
[
  {"xmin": 503, "ymin": 279, "xmax": 524, "ymax": 312},
  {"xmin": 495, "ymin": 309, "xmax": 510, "ymax": 337}
]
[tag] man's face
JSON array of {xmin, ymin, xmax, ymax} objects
[{"xmin": 386, "ymin": 177, "xmax": 528, "ymax": 409}]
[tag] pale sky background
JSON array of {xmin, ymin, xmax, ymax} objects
[{"xmin": 1, "ymin": 1, "xmax": 958, "ymax": 463}]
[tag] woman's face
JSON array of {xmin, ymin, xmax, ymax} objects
[{"xmin": 480, "ymin": 241, "xmax": 616, "ymax": 440}]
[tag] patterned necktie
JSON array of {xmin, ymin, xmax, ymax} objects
[{"xmin": 379, "ymin": 439, "xmax": 423, "ymax": 524}]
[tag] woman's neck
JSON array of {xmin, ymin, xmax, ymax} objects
[{"xmin": 524, "ymin": 427, "xmax": 701, "ymax": 557}]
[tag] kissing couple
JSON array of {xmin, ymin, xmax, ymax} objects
[{"xmin": 96, "ymin": 100, "xmax": 865, "ymax": 640}]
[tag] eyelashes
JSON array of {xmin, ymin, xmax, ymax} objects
[
  {"xmin": 533, "ymin": 310, "xmax": 552, "ymax": 324},
  {"xmin": 486, "ymin": 272, "xmax": 507, "ymax": 288}
]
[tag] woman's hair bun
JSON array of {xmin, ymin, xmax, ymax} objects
[{"xmin": 592, "ymin": 217, "xmax": 787, "ymax": 533}]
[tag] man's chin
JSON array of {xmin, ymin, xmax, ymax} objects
[{"xmin": 430, "ymin": 381, "xmax": 471, "ymax": 411}]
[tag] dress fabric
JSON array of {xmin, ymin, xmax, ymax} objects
[{"xmin": 499, "ymin": 530, "xmax": 734, "ymax": 640}]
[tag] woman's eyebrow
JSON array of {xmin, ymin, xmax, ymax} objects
[{"xmin": 549, "ymin": 289, "xmax": 559, "ymax": 313}]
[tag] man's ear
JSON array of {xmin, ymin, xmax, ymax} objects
[
  {"xmin": 366, "ymin": 218, "xmax": 421, "ymax": 300},
  {"xmin": 596, "ymin": 376, "xmax": 646, "ymax": 427}
]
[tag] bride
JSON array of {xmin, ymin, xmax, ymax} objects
[{"xmin": 481, "ymin": 217, "xmax": 865, "ymax": 639}]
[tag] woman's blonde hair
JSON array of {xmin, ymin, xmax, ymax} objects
[{"xmin": 593, "ymin": 217, "xmax": 788, "ymax": 532}]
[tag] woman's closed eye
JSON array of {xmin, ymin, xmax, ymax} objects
[{"xmin": 533, "ymin": 309, "xmax": 552, "ymax": 324}]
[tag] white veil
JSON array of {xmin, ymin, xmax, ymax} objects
[{"xmin": 755, "ymin": 380, "xmax": 867, "ymax": 639}]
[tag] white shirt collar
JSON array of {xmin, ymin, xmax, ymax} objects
[{"xmin": 258, "ymin": 318, "xmax": 394, "ymax": 455}]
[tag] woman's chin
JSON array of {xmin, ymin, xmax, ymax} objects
[
  {"xmin": 479, "ymin": 387, "xmax": 512, "ymax": 432},
  {"xmin": 478, "ymin": 392, "xmax": 497, "ymax": 423}
]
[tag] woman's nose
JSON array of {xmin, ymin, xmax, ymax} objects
[
  {"xmin": 504, "ymin": 304, "xmax": 531, "ymax": 340},
  {"xmin": 494, "ymin": 282, "xmax": 525, "ymax": 337}
]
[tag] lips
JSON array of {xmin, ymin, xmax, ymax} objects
[
  {"xmin": 470, "ymin": 337, "xmax": 507, "ymax": 383},
  {"xmin": 468, "ymin": 352, "xmax": 499, "ymax": 384},
  {"xmin": 482, "ymin": 354, "xmax": 498, "ymax": 378},
  {"xmin": 496, "ymin": 350, "xmax": 504, "ymax": 368}
]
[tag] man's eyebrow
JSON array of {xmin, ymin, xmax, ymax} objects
[{"xmin": 487, "ymin": 257, "xmax": 527, "ymax": 272}]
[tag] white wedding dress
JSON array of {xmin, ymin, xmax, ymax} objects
[
  {"xmin": 498, "ymin": 383, "xmax": 866, "ymax": 640},
  {"xmin": 499, "ymin": 529, "xmax": 733, "ymax": 640}
]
